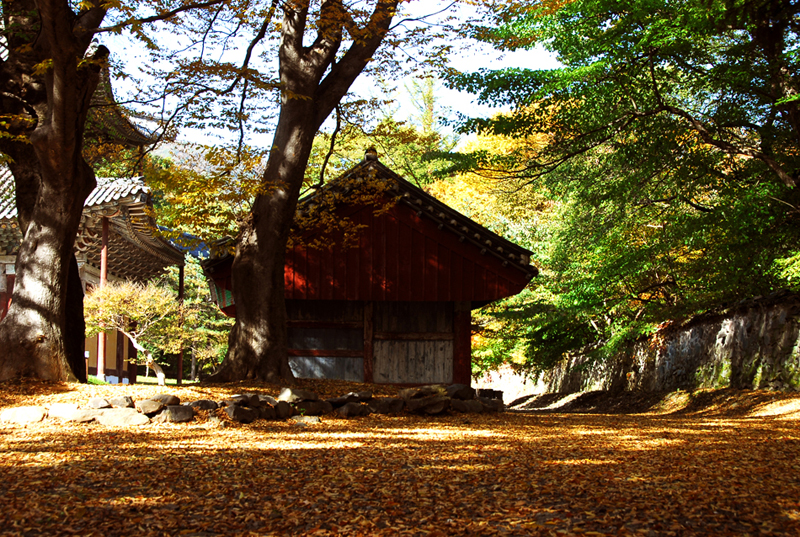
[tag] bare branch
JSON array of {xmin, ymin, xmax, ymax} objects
[
  {"xmin": 94, "ymin": 0, "xmax": 229, "ymax": 34},
  {"xmin": 317, "ymin": 103, "xmax": 341, "ymax": 187}
]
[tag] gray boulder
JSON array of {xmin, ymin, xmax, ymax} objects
[
  {"xmin": 326, "ymin": 393, "xmax": 360, "ymax": 407},
  {"xmin": 336, "ymin": 402, "xmax": 370, "ymax": 418},
  {"xmin": 225, "ymin": 405, "xmax": 259, "ymax": 424},
  {"xmin": 294, "ymin": 400, "xmax": 333, "ymax": 416},
  {"xmin": 164, "ymin": 405, "xmax": 194, "ymax": 423},
  {"xmin": 0, "ymin": 406, "xmax": 47, "ymax": 424},
  {"xmin": 88, "ymin": 397, "xmax": 111, "ymax": 409},
  {"xmin": 278, "ymin": 387, "xmax": 319, "ymax": 403},
  {"xmin": 274, "ymin": 401, "xmax": 293, "ymax": 419},
  {"xmin": 135, "ymin": 399, "xmax": 165, "ymax": 416},
  {"xmin": 477, "ymin": 389, "xmax": 503, "ymax": 401},
  {"xmin": 259, "ymin": 405, "xmax": 277, "ymax": 420},
  {"xmin": 478, "ymin": 397, "xmax": 504, "ymax": 412},
  {"xmin": 355, "ymin": 391, "xmax": 373, "ymax": 402},
  {"xmin": 96, "ymin": 408, "xmax": 150, "ymax": 426},
  {"xmin": 108, "ymin": 396, "xmax": 135, "ymax": 408},
  {"xmin": 451, "ymin": 398, "xmax": 484, "ymax": 413},
  {"xmin": 368, "ymin": 398, "xmax": 405, "ymax": 415},
  {"xmin": 48, "ymin": 403, "xmax": 79, "ymax": 420},
  {"xmin": 399, "ymin": 385, "xmax": 446, "ymax": 400},
  {"xmin": 406, "ymin": 395, "xmax": 450, "ymax": 415},
  {"xmin": 225, "ymin": 395, "xmax": 252, "ymax": 407},
  {"xmin": 188, "ymin": 400, "xmax": 218, "ymax": 411},
  {"xmin": 446, "ymin": 384, "xmax": 476, "ymax": 401},
  {"xmin": 244, "ymin": 393, "xmax": 263, "ymax": 407},
  {"xmin": 259, "ymin": 395, "xmax": 279, "ymax": 406},
  {"xmin": 66, "ymin": 409, "xmax": 103, "ymax": 423},
  {"xmin": 152, "ymin": 394, "xmax": 181, "ymax": 406}
]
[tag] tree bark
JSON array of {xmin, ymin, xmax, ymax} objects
[
  {"xmin": 119, "ymin": 329, "xmax": 166, "ymax": 386},
  {"xmin": 0, "ymin": 0, "xmax": 106, "ymax": 381},
  {"xmin": 213, "ymin": 0, "xmax": 398, "ymax": 382}
]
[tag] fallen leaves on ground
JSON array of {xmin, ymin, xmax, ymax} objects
[{"xmin": 1, "ymin": 380, "xmax": 799, "ymax": 536}]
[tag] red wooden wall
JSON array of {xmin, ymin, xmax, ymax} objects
[{"xmin": 284, "ymin": 202, "xmax": 531, "ymax": 303}]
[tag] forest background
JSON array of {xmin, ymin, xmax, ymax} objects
[{"xmin": 9, "ymin": 0, "xmax": 798, "ymax": 382}]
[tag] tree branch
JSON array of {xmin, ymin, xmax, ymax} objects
[
  {"xmin": 314, "ymin": 0, "xmax": 399, "ymax": 125},
  {"xmin": 316, "ymin": 103, "xmax": 341, "ymax": 187},
  {"xmin": 93, "ymin": 0, "xmax": 229, "ymax": 34}
]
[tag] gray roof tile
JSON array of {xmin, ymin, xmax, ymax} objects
[{"xmin": 0, "ymin": 169, "xmax": 149, "ymax": 219}]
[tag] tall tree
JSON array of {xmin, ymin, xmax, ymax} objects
[
  {"xmin": 214, "ymin": 0, "xmax": 402, "ymax": 382},
  {"xmin": 0, "ymin": 0, "xmax": 109, "ymax": 381},
  {"xmin": 442, "ymin": 0, "xmax": 800, "ymax": 368},
  {"xmin": 0, "ymin": 0, "xmax": 226, "ymax": 382}
]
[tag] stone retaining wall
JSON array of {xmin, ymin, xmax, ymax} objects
[{"xmin": 541, "ymin": 292, "xmax": 800, "ymax": 393}]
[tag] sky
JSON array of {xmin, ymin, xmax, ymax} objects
[{"xmin": 102, "ymin": 1, "xmax": 561, "ymax": 148}]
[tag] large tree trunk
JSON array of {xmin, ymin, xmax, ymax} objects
[
  {"xmin": 214, "ymin": 100, "xmax": 315, "ymax": 382},
  {"xmin": 0, "ymin": 152, "xmax": 96, "ymax": 381},
  {"xmin": 0, "ymin": 0, "xmax": 106, "ymax": 382},
  {"xmin": 212, "ymin": 0, "xmax": 398, "ymax": 382}
]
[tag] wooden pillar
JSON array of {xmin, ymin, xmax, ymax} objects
[
  {"xmin": 96, "ymin": 217, "xmax": 109, "ymax": 381},
  {"xmin": 453, "ymin": 301, "xmax": 472, "ymax": 385},
  {"xmin": 115, "ymin": 329, "xmax": 125, "ymax": 384},
  {"xmin": 137, "ymin": 145, "xmax": 144, "ymax": 176},
  {"xmin": 128, "ymin": 339, "xmax": 137, "ymax": 384},
  {"xmin": 363, "ymin": 301, "xmax": 374, "ymax": 383},
  {"xmin": 176, "ymin": 264, "xmax": 185, "ymax": 385}
]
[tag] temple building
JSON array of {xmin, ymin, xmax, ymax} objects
[
  {"xmin": 0, "ymin": 68, "xmax": 185, "ymax": 383},
  {"xmin": 203, "ymin": 153, "xmax": 537, "ymax": 385}
]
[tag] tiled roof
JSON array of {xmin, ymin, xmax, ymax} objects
[
  {"xmin": 299, "ymin": 157, "xmax": 538, "ymax": 277},
  {"xmin": 1, "ymin": 170, "xmax": 183, "ymax": 281},
  {"xmin": 86, "ymin": 67, "xmax": 157, "ymax": 147},
  {"xmin": 0, "ymin": 168, "xmax": 149, "ymax": 219}
]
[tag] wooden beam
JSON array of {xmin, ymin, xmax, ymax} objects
[
  {"xmin": 374, "ymin": 332, "xmax": 454, "ymax": 341},
  {"xmin": 288, "ymin": 349, "xmax": 364, "ymax": 358},
  {"xmin": 363, "ymin": 301, "xmax": 374, "ymax": 383},
  {"xmin": 177, "ymin": 264, "xmax": 184, "ymax": 385},
  {"xmin": 128, "ymin": 338, "xmax": 137, "ymax": 385},
  {"xmin": 115, "ymin": 329, "xmax": 125, "ymax": 384},
  {"xmin": 287, "ymin": 320, "xmax": 362, "ymax": 329}
]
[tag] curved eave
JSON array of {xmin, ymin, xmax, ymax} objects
[
  {"xmin": 299, "ymin": 159, "xmax": 539, "ymax": 278},
  {"xmin": 88, "ymin": 68, "xmax": 158, "ymax": 147}
]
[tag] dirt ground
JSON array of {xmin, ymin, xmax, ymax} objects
[{"xmin": 1, "ymin": 379, "xmax": 799, "ymax": 536}]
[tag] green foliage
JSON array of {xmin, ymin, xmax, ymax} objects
[
  {"xmin": 146, "ymin": 145, "xmax": 268, "ymax": 242},
  {"xmin": 443, "ymin": 0, "xmax": 800, "ymax": 374},
  {"xmin": 160, "ymin": 259, "xmax": 234, "ymax": 377},
  {"xmin": 87, "ymin": 376, "xmax": 110, "ymax": 385},
  {"xmin": 84, "ymin": 280, "xmax": 182, "ymax": 359},
  {"xmin": 305, "ymin": 75, "xmax": 459, "ymax": 189},
  {"xmin": 83, "ymin": 259, "xmax": 233, "ymax": 377}
]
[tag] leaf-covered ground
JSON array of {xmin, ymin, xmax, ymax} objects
[{"xmin": 2, "ymin": 379, "xmax": 799, "ymax": 536}]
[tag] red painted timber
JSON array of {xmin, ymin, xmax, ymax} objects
[
  {"xmin": 208, "ymin": 194, "xmax": 532, "ymax": 307},
  {"xmin": 384, "ymin": 214, "xmax": 399, "ymax": 300}
]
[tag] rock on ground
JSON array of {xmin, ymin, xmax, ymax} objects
[
  {"xmin": 152, "ymin": 394, "xmax": 180, "ymax": 406},
  {"xmin": 96, "ymin": 408, "xmax": 151, "ymax": 426},
  {"xmin": 0, "ymin": 406, "xmax": 47, "ymax": 424},
  {"xmin": 278, "ymin": 388, "xmax": 319, "ymax": 403},
  {"xmin": 47, "ymin": 403, "xmax": 79, "ymax": 420}
]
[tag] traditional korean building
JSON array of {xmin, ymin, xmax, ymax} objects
[
  {"xmin": 203, "ymin": 152, "xmax": 538, "ymax": 385},
  {"xmin": 0, "ymin": 171, "xmax": 185, "ymax": 382},
  {"xmin": 0, "ymin": 67, "xmax": 185, "ymax": 383}
]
